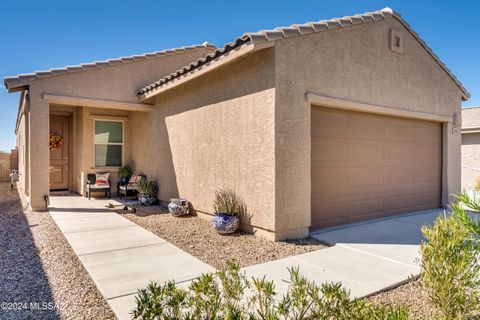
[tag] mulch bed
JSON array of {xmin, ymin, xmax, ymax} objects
[
  {"xmin": 117, "ymin": 205, "xmax": 327, "ymax": 270},
  {"xmin": 0, "ymin": 182, "xmax": 115, "ymax": 320}
]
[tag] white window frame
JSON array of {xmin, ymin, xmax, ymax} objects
[{"xmin": 93, "ymin": 119, "xmax": 124, "ymax": 168}]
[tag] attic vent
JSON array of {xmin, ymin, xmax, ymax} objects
[{"xmin": 389, "ymin": 30, "xmax": 403, "ymax": 54}]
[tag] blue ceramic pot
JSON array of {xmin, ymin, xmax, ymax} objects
[
  {"xmin": 138, "ymin": 195, "xmax": 157, "ymax": 206},
  {"xmin": 168, "ymin": 198, "xmax": 190, "ymax": 217},
  {"xmin": 212, "ymin": 213, "xmax": 240, "ymax": 234}
]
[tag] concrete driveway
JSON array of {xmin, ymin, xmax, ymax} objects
[{"xmin": 243, "ymin": 209, "xmax": 443, "ymax": 298}]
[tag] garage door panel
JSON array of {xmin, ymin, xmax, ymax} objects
[
  {"xmin": 311, "ymin": 144, "xmax": 348, "ymax": 162},
  {"xmin": 311, "ymin": 108, "xmax": 348, "ymax": 132},
  {"xmin": 415, "ymin": 123, "xmax": 442, "ymax": 143},
  {"xmin": 417, "ymin": 191, "xmax": 441, "ymax": 207},
  {"xmin": 387, "ymin": 194, "xmax": 416, "ymax": 211},
  {"xmin": 385, "ymin": 142, "xmax": 416, "ymax": 162},
  {"xmin": 311, "ymin": 201, "xmax": 348, "ymax": 226},
  {"xmin": 311, "ymin": 106, "xmax": 442, "ymax": 229},
  {"xmin": 386, "ymin": 169, "xmax": 415, "ymax": 186},
  {"xmin": 350, "ymin": 116, "xmax": 385, "ymax": 139},
  {"xmin": 351, "ymin": 198, "xmax": 385, "ymax": 217},
  {"xmin": 352, "ymin": 141, "xmax": 384, "ymax": 162},
  {"xmin": 385, "ymin": 118, "xmax": 416, "ymax": 140}
]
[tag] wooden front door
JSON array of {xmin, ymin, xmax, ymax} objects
[{"xmin": 49, "ymin": 115, "xmax": 70, "ymax": 190}]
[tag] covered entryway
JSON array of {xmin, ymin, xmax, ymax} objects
[{"xmin": 311, "ymin": 106, "xmax": 442, "ymax": 229}]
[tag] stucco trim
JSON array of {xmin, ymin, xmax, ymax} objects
[
  {"xmin": 306, "ymin": 92, "xmax": 453, "ymax": 123},
  {"xmin": 43, "ymin": 94, "xmax": 153, "ymax": 112},
  {"xmin": 89, "ymin": 114, "xmax": 129, "ymax": 121},
  {"xmin": 15, "ymin": 91, "xmax": 27, "ymax": 134},
  {"xmin": 462, "ymin": 129, "xmax": 480, "ymax": 134}
]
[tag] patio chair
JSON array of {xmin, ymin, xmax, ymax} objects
[
  {"xmin": 85, "ymin": 173, "xmax": 111, "ymax": 200},
  {"xmin": 118, "ymin": 174, "xmax": 145, "ymax": 201}
]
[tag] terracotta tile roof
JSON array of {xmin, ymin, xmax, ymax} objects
[
  {"xmin": 462, "ymin": 106, "xmax": 480, "ymax": 131},
  {"xmin": 3, "ymin": 43, "xmax": 216, "ymax": 93},
  {"xmin": 138, "ymin": 7, "xmax": 469, "ymax": 100}
]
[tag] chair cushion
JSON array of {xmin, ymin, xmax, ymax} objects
[
  {"xmin": 119, "ymin": 185, "xmax": 136, "ymax": 191},
  {"xmin": 128, "ymin": 175, "xmax": 141, "ymax": 187},
  {"xmin": 95, "ymin": 172, "xmax": 110, "ymax": 185},
  {"xmin": 90, "ymin": 183, "xmax": 110, "ymax": 189}
]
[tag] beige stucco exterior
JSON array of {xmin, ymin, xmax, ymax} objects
[
  {"xmin": 6, "ymin": 11, "xmax": 465, "ymax": 240},
  {"xmin": 12, "ymin": 47, "xmax": 214, "ymax": 210},
  {"xmin": 272, "ymin": 18, "xmax": 463, "ymax": 238}
]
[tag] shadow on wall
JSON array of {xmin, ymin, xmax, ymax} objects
[
  {"xmin": 0, "ymin": 186, "xmax": 60, "ymax": 320},
  {"xmin": 130, "ymin": 48, "xmax": 276, "ymax": 214}
]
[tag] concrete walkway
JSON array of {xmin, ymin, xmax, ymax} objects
[
  {"xmin": 243, "ymin": 209, "xmax": 442, "ymax": 298},
  {"xmin": 49, "ymin": 195, "xmax": 214, "ymax": 320},
  {"xmin": 50, "ymin": 195, "xmax": 442, "ymax": 319}
]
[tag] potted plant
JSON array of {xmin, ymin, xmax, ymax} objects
[
  {"xmin": 118, "ymin": 166, "xmax": 131, "ymax": 185},
  {"xmin": 211, "ymin": 187, "xmax": 244, "ymax": 234},
  {"xmin": 136, "ymin": 178, "xmax": 158, "ymax": 206}
]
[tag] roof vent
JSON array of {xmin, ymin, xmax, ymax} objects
[{"xmin": 389, "ymin": 29, "xmax": 403, "ymax": 54}]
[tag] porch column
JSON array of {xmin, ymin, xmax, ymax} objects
[{"xmin": 28, "ymin": 90, "xmax": 50, "ymax": 211}]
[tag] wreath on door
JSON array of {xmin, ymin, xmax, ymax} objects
[{"xmin": 49, "ymin": 133, "xmax": 64, "ymax": 150}]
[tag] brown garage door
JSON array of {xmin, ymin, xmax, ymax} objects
[{"xmin": 311, "ymin": 106, "xmax": 442, "ymax": 229}]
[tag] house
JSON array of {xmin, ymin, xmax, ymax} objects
[
  {"xmin": 4, "ymin": 8, "xmax": 469, "ymax": 241},
  {"xmin": 461, "ymin": 107, "xmax": 480, "ymax": 189}
]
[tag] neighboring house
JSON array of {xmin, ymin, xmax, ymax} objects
[
  {"xmin": 461, "ymin": 106, "xmax": 480, "ymax": 189},
  {"xmin": 4, "ymin": 8, "xmax": 469, "ymax": 241}
]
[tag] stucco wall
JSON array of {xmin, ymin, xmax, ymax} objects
[
  {"xmin": 273, "ymin": 18, "xmax": 463, "ymax": 235},
  {"xmin": 16, "ymin": 114, "xmax": 26, "ymax": 190},
  {"xmin": 23, "ymin": 48, "xmax": 213, "ymax": 210},
  {"xmin": 461, "ymin": 132, "xmax": 480, "ymax": 190},
  {"xmin": 130, "ymin": 49, "xmax": 276, "ymax": 237}
]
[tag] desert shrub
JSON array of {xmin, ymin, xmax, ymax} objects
[
  {"xmin": 213, "ymin": 187, "xmax": 246, "ymax": 216},
  {"xmin": 420, "ymin": 212, "xmax": 480, "ymax": 320},
  {"xmin": 451, "ymin": 193, "xmax": 480, "ymax": 239},
  {"xmin": 132, "ymin": 261, "xmax": 408, "ymax": 320},
  {"xmin": 135, "ymin": 178, "xmax": 158, "ymax": 196}
]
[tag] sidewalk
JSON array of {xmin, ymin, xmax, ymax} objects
[
  {"xmin": 50, "ymin": 195, "xmax": 440, "ymax": 319},
  {"xmin": 49, "ymin": 195, "xmax": 214, "ymax": 320}
]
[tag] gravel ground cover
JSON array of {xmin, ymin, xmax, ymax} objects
[
  {"xmin": 117, "ymin": 205, "xmax": 327, "ymax": 270},
  {"xmin": 369, "ymin": 280, "xmax": 437, "ymax": 319},
  {"xmin": 0, "ymin": 182, "xmax": 115, "ymax": 320}
]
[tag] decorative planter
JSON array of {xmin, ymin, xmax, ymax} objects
[
  {"xmin": 138, "ymin": 194, "xmax": 157, "ymax": 206},
  {"xmin": 168, "ymin": 198, "xmax": 190, "ymax": 217},
  {"xmin": 119, "ymin": 176, "xmax": 129, "ymax": 185},
  {"xmin": 212, "ymin": 213, "xmax": 240, "ymax": 234}
]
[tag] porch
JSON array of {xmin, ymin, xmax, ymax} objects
[{"xmin": 19, "ymin": 92, "xmax": 153, "ymax": 210}]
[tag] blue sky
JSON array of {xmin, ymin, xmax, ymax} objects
[{"xmin": 0, "ymin": 0, "xmax": 478, "ymax": 152}]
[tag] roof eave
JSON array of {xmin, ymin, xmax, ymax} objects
[
  {"xmin": 138, "ymin": 7, "xmax": 470, "ymax": 102},
  {"xmin": 139, "ymin": 42, "xmax": 270, "ymax": 102}
]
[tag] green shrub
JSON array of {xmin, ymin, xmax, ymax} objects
[
  {"xmin": 118, "ymin": 166, "xmax": 131, "ymax": 178},
  {"xmin": 132, "ymin": 261, "xmax": 408, "ymax": 320},
  {"xmin": 420, "ymin": 212, "xmax": 480, "ymax": 320},
  {"xmin": 213, "ymin": 187, "xmax": 246, "ymax": 216},
  {"xmin": 135, "ymin": 178, "xmax": 158, "ymax": 196},
  {"xmin": 451, "ymin": 193, "xmax": 480, "ymax": 239}
]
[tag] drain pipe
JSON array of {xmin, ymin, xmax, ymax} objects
[{"xmin": 44, "ymin": 195, "xmax": 50, "ymax": 211}]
